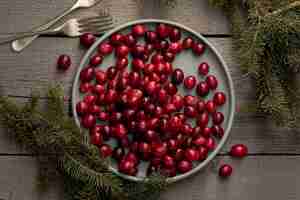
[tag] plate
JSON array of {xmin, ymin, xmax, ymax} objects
[{"xmin": 72, "ymin": 19, "xmax": 235, "ymax": 183}]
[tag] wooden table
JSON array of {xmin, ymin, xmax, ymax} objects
[{"xmin": 0, "ymin": 1, "xmax": 299, "ymax": 200}]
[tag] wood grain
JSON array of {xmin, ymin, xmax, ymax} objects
[
  {"xmin": 0, "ymin": 0, "xmax": 229, "ymax": 35},
  {"xmin": 0, "ymin": 155, "xmax": 299, "ymax": 200}
]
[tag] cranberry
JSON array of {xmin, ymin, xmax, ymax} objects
[
  {"xmin": 132, "ymin": 24, "xmax": 146, "ymax": 37},
  {"xmin": 97, "ymin": 94, "xmax": 105, "ymax": 105},
  {"xmin": 136, "ymin": 110, "xmax": 147, "ymax": 121},
  {"xmin": 156, "ymin": 39, "xmax": 169, "ymax": 52},
  {"xmin": 80, "ymin": 33, "xmax": 96, "ymax": 48},
  {"xmin": 89, "ymin": 54, "xmax": 103, "ymax": 66},
  {"xmin": 80, "ymin": 82, "xmax": 92, "ymax": 93},
  {"xmin": 95, "ymin": 69, "xmax": 107, "ymax": 84},
  {"xmin": 125, "ymin": 152, "xmax": 139, "ymax": 166},
  {"xmin": 163, "ymin": 51, "xmax": 175, "ymax": 62},
  {"xmin": 146, "ymin": 117, "xmax": 159, "ymax": 130},
  {"xmin": 206, "ymin": 137, "xmax": 215, "ymax": 150},
  {"xmin": 122, "ymin": 109, "xmax": 136, "ymax": 121},
  {"xmin": 198, "ymin": 146, "xmax": 208, "ymax": 160},
  {"xmin": 152, "ymin": 143, "xmax": 167, "ymax": 158},
  {"xmin": 157, "ymin": 89, "xmax": 169, "ymax": 104},
  {"xmin": 168, "ymin": 115, "xmax": 182, "ymax": 132},
  {"xmin": 177, "ymin": 160, "xmax": 192, "ymax": 173},
  {"xmin": 146, "ymin": 43, "xmax": 155, "ymax": 54},
  {"xmin": 151, "ymin": 53, "xmax": 164, "ymax": 64},
  {"xmin": 99, "ymin": 144, "xmax": 113, "ymax": 158},
  {"xmin": 193, "ymin": 126, "xmax": 202, "ymax": 137},
  {"xmin": 172, "ymin": 68, "xmax": 184, "ymax": 85},
  {"xmin": 164, "ymin": 103, "xmax": 177, "ymax": 113},
  {"xmin": 230, "ymin": 144, "xmax": 248, "ymax": 158},
  {"xmin": 82, "ymin": 114, "xmax": 96, "ymax": 129},
  {"xmin": 219, "ymin": 164, "xmax": 233, "ymax": 177},
  {"xmin": 116, "ymin": 45, "xmax": 129, "ymax": 58},
  {"xmin": 57, "ymin": 55, "xmax": 71, "ymax": 70},
  {"xmin": 182, "ymin": 37, "xmax": 194, "ymax": 49},
  {"xmin": 113, "ymin": 123, "xmax": 127, "ymax": 139},
  {"xmin": 145, "ymin": 130, "xmax": 159, "ymax": 142},
  {"xmin": 93, "ymin": 84, "xmax": 105, "ymax": 95},
  {"xmin": 123, "ymin": 33, "xmax": 137, "ymax": 47},
  {"xmin": 184, "ymin": 75, "xmax": 197, "ymax": 89},
  {"xmin": 193, "ymin": 136, "xmax": 207, "ymax": 146},
  {"xmin": 119, "ymin": 159, "xmax": 135, "ymax": 175},
  {"xmin": 167, "ymin": 139, "xmax": 177, "ymax": 151},
  {"xmin": 165, "ymin": 82, "xmax": 177, "ymax": 95},
  {"xmin": 175, "ymin": 113, "xmax": 187, "ymax": 123},
  {"xmin": 80, "ymin": 67, "xmax": 94, "ymax": 82},
  {"xmin": 145, "ymin": 81, "xmax": 158, "ymax": 96},
  {"xmin": 174, "ymin": 149, "xmax": 185, "ymax": 161},
  {"xmin": 196, "ymin": 81, "xmax": 210, "ymax": 97},
  {"xmin": 154, "ymin": 62, "xmax": 166, "ymax": 74},
  {"xmin": 184, "ymin": 106, "xmax": 197, "ymax": 118},
  {"xmin": 198, "ymin": 62, "xmax": 210, "ymax": 75},
  {"xmin": 98, "ymin": 111, "xmax": 108, "ymax": 121},
  {"xmin": 144, "ymin": 31, "xmax": 157, "ymax": 43},
  {"xmin": 181, "ymin": 123, "xmax": 193, "ymax": 136},
  {"xmin": 131, "ymin": 45, "xmax": 147, "ymax": 58},
  {"xmin": 211, "ymin": 125, "xmax": 224, "ymax": 138},
  {"xmin": 76, "ymin": 101, "xmax": 89, "ymax": 115},
  {"xmin": 154, "ymin": 106, "xmax": 164, "ymax": 117},
  {"xmin": 169, "ymin": 27, "xmax": 181, "ymax": 42},
  {"xmin": 164, "ymin": 62, "xmax": 173, "ymax": 74},
  {"xmin": 132, "ymin": 58, "xmax": 145, "ymax": 71},
  {"xmin": 156, "ymin": 23, "xmax": 170, "ymax": 39},
  {"xmin": 98, "ymin": 42, "xmax": 113, "ymax": 55},
  {"xmin": 116, "ymin": 57, "xmax": 128, "ymax": 70},
  {"xmin": 160, "ymin": 74, "xmax": 168, "ymax": 84},
  {"xmin": 197, "ymin": 111, "xmax": 209, "ymax": 128},
  {"xmin": 212, "ymin": 112, "xmax": 224, "ymax": 125},
  {"xmin": 84, "ymin": 94, "xmax": 97, "ymax": 105},
  {"xmin": 192, "ymin": 42, "xmax": 205, "ymax": 56},
  {"xmin": 113, "ymin": 147, "xmax": 125, "ymax": 161},
  {"xmin": 129, "ymin": 71, "xmax": 141, "ymax": 88},
  {"xmin": 196, "ymin": 99, "xmax": 206, "ymax": 113},
  {"xmin": 205, "ymin": 100, "xmax": 216, "ymax": 113},
  {"xmin": 139, "ymin": 142, "xmax": 152, "ymax": 160},
  {"xmin": 202, "ymin": 127, "xmax": 212, "ymax": 138},
  {"xmin": 89, "ymin": 104, "xmax": 101, "ymax": 115},
  {"xmin": 185, "ymin": 148, "xmax": 200, "ymax": 161},
  {"xmin": 90, "ymin": 131, "xmax": 103, "ymax": 146},
  {"xmin": 206, "ymin": 75, "xmax": 218, "ymax": 90},
  {"xmin": 184, "ymin": 95, "xmax": 197, "ymax": 106},
  {"xmin": 110, "ymin": 33, "xmax": 124, "ymax": 46},
  {"xmin": 105, "ymin": 67, "xmax": 116, "ymax": 80},
  {"xmin": 163, "ymin": 155, "xmax": 175, "ymax": 169},
  {"xmin": 136, "ymin": 120, "xmax": 147, "ymax": 133},
  {"xmin": 171, "ymin": 94, "xmax": 184, "ymax": 110},
  {"xmin": 144, "ymin": 63, "xmax": 155, "ymax": 74},
  {"xmin": 213, "ymin": 92, "xmax": 226, "ymax": 106},
  {"xmin": 119, "ymin": 136, "xmax": 130, "ymax": 147},
  {"xmin": 176, "ymin": 133, "xmax": 185, "ymax": 146}
]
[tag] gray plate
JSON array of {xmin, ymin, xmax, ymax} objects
[{"xmin": 72, "ymin": 19, "xmax": 235, "ymax": 183}]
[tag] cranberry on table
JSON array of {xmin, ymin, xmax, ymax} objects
[
  {"xmin": 156, "ymin": 23, "xmax": 170, "ymax": 39},
  {"xmin": 182, "ymin": 37, "xmax": 194, "ymax": 49},
  {"xmin": 80, "ymin": 67, "xmax": 94, "ymax": 82},
  {"xmin": 110, "ymin": 33, "xmax": 124, "ymax": 46},
  {"xmin": 174, "ymin": 148, "xmax": 185, "ymax": 161},
  {"xmin": 212, "ymin": 112, "xmax": 224, "ymax": 125},
  {"xmin": 123, "ymin": 33, "xmax": 137, "ymax": 47},
  {"xmin": 206, "ymin": 100, "xmax": 216, "ymax": 113},
  {"xmin": 115, "ymin": 45, "xmax": 129, "ymax": 58},
  {"xmin": 169, "ymin": 27, "xmax": 181, "ymax": 42},
  {"xmin": 230, "ymin": 144, "xmax": 248, "ymax": 158},
  {"xmin": 89, "ymin": 54, "xmax": 103, "ymax": 66},
  {"xmin": 177, "ymin": 160, "xmax": 192, "ymax": 173},
  {"xmin": 80, "ymin": 33, "xmax": 96, "ymax": 48},
  {"xmin": 82, "ymin": 114, "xmax": 96, "ymax": 129},
  {"xmin": 196, "ymin": 81, "xmax": 210, "ymax": 97},
  {"xmin": 198, "ymin": 62, "xmax": 210, "ymax": 75},
  {"xmin": 172, "ymin": 68, "xmax": 184, "ymax": 85},
  {"xmin": 213, "ymin": 92, "xmax": 226, "ymax": 106},
  {"xmin": 206, "ymin": 75, "xmax": 218, "ymax": 90},
  {"xmin": 219, "ymin": 164, "xmax": 233, "ymax": 178},
  {"xmin": 211, "ymin": 125, "xmax": 224, "ymax": 138},
  {"xmin": 132, "ymin": 24, "xmax": 146, "ymax": 37},
  {"xmin": 98, "ymin": 42, "xmax": 113, "ymax": 55},
  {"xmin": 184, "ymin": 75, "xmax": 197, "ymax": 89},
  {"xmin": 192, "ymin": 42, "xmax": 205, "ymax": 56},
  {"xmin": 95, "ymin": 69, "xmax": 107, "ymax": 84},
  {"xmin": 57, "ymin": 54, "xmax": 71, "ymax": 70},
  {"xmin": 185, "ymin": 148, "xmax": 200, "ymax": 161}
]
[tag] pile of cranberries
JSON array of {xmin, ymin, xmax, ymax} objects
[{"xmin": 75, "ymin": 23, "xmax": 237, "ymax": 178}]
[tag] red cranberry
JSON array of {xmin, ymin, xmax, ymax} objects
[
  {"xmin": 165, "ymin": 82, "xmax": 177, "ymax": 95},
  {"xmin": 132, "ymin": 58, "xmax": 145, "ymax": 71},
  {"xmin": 119, "ymin": 159, "xmax": 135, "ymax": 175},
  {"xmin": 93, "ymin": 84, "xmax": 105, "ymax": 95},
  {"xmin": 149, "ymin": 73, "xmax": 161, "ymax": 83},
  {"xmin": 185, "ymin": 148, "xmax": 200, "ymax": 161},
  {"xmin": 80, "ymin": 33, "xmax": 96, "ymax": 48},
  {"xmin": 131, "ymin": 45, "xmax": 146, "ymax": 58},
  {"xmin": 80, "ymin": 67, "xmax": 94, "ymax": 82},
  {"xmin": 122, "ymin": 109, "xmax": 136, "ymax": 121},
  {"xmin": 182, "ymin": 37, "xmax": 194, "ymax": 49},
  {"xmin": 154, "ymin": 62, "xmax": 166, "ymax": 74},
  {"xmin": 83, "ymin": 94, "xmax": 97, "ymax": 105},
  {"xmin": 145, "ymin": 31, "xmax": 158, "ymax": 43},
  {"xmin": 104, "ymin": 89, "xmax": 118, "ymax": 104},
  {"xmin": 230, "ymin": 144, "xmax": 248, "ymax": 158},
  {"xmin": 171, "ymin": 94, "xmax": 184, "ymax": 110},
  {"xmin": 155, "ymin": 39, "xmax": 169, "ymax": 52},
  {"xmin": 192, "ymin": 42, "xmax": 205, "ymax": 56},
  {"xmin": 176, "ymin": 133, "xmax": 185, "ymax": 146},
  {"xmin": 181, "ymin": 123, "xmax": 193, "ymax": 136},
  {"xmin": 198, "ymin": 62, "xmax": 210, "ymax": 75},
  {"xmin": 157, "ymin": 89, "xmax": 169, "ymax": 104},
  {"xmin": 160, "ymin": 74, "xmax": 168, "ymax": 84},
  {"xmin": 89, "ymin": 54, "xmax": 103, "ymax": 66},
  {"xmin": 116, "ymin": 57, "xmax": 128, "ymax": 70},
  {"xmin": 113, "ymin": 147, "xmax": 125, "ymax": 161},
  {"xmin": 163, "ymin": 155, "xmax": 175, "ymax": 169},
  {"xmin": 184, "ymin": 75, "xmax": 197, "ymax": 89},
  {"xmin": 213, "ymin": 92, "xmax": 226, "ymax": 106},
  {"xmin": 206, "ymin": 75, "xmax": 218, "ymax": 90},
  {"xmin": 125, "ymin": 152, "xmax": 139, "ymax": 166},
  {"xmin": 132, "ymin": 24, "xmax": 146, "ymax": 37},
  {"xmin": 156, "ymin": 23, "xmax": 170, "ymax": 39},
  {"xmin": 145, "ymin": 130, "xmax": 159, "ymax": 142},
  {"xmin": 115, "ymin": 45, "xmax": 129, "ymax": 58},
  {"xmin": 144, "ymin": 63, "xmax": 155, "ymax": 75},
  {"xmin": 164, "ymin": 103, "xmax": 177, "ymax": 113},
  {"xmin": 206, "ymin": 137, "xmax": 215, "ymax": 150},
  {"xmin": 76, "ymin": 101, "xmax": 89, "ymax": 115},
  {"xmin": 164, "ymin": 62, "xmax": 173, "ymax": 75},
  {"xmin": 129, "ymin": 71, "xmax": 141, "ymax": 88},
  {"xmin": 167, "ymin": 139, "xmax": 178, "ymax": 151},
  {"xmin": 154, "ymin": 106, "xmax": 164, "ymax": 117},
  {"xmin": 219, "ymin": 164, "xmax": 233, "ymax": 177},
  {"xmin": 196, "ymin": 99, "xmax": 206, "ymax": 113},
  {"xmin": 168, "ymin": 116, "xmax": 182, "ymax": 132},
  {"xmin": 169, "ymin": 27, "xmax": 181, "ymax": 42},
  {"xmin": 98, "ymin": 42, "xmax": 113, "ymax": 55},
  {"xmin": 197, "ymin": 111, "xmax": 209, "ymax": 128},
  {"xmin": 206, "ymin": 100, "xmax": 216, "ymax": 113},
  {"xmin": 174, "ymin": 148, "xmax": 185, "ymax": 161},
  {"xmin": 211, "ymin": 125, "xmax": 224, "ymax": 138},
  {"xmin": 193, "ymin": 136, "xmax": 207, "ymax": 146},
  {"xmin": 146, "ymin": 43, "xmax": 155, "ymax": 54},
  {"xmin": 168, "ymin": 42, "xmax": 182, "ymax": 54},
  {"xmin": 119, "ymin": 136, "xmax": 130, "ymax": 147},
  {"xmin": 146, "ymin": 117, "xmax": 159, "ymax": 130},
  {"xmin": 139, "ymin": 142, "xmax": 152, "ymax": 160},
  {"xmin": 90, "ymin": 131, "xmax": 103, "ymax": 146},
  {"xmin": 95, "ymin": 69, "xmax": 107, "ymax": 84},
  {"xmin": 99, "ymin": 144, "xmax": 113, "ymax": 158},
  {"xmin": 184, "ymin": 95, "xmax": 197, "ymax": 106},
  {"xmin": 136, "ymin": 120, "xmax": 147, "ymax": 133},
  {"xmin": 175, "ymin": 113, "xmax": 187, "ymax": 123},
  {"xmin": 110, "ymin": 33, "xmax": 124, "ymax": 46},
  {"xmin": 123, "ymin": 33, "xmax": 137, "ymax": 47},
  {"xmin": 114, "ymin": 123, "xmax": 127, "ymax": 139},
  {"xmin": 82, "ymin": 114, "xmax": 96, "ymax": 129},
  {"xmin": 57, "ymin": 55, "xmax": 71, "ymax": 70},
  {"xmin": 98, "ymin": 111, "xmax": 108, "ymax": 121},
  {"xmin": 106, "ymin": 66, "xmax": 117, "ymax": 80},
  {"xmin": 198, "ymin": 146, "xmax": 208, "ymax": 160},
  {"xmin": 196, "ymin": 81, "xmax": 210, "ymax": 97},
  {"xmin": 163, "ymin": 51, "xmax": 175, "ymax": 62},
  {"xmin": 202, "ymin": 127, "xmax": 212, "ymax": 138},
  {"xmin": 97, "ymin": 94, "xmax": 105, "ymax": 105},
  {"xmin": 193, "ymin": 126, "xmax": 202, "ymax": 137},
  {"xmin": 152, "ymin": 143, "xmax": 167, "ymax": 158},
  {"xmin": 145, "ymin": 81, "xmax": 158, "ymax": 96},
  {"xmin": 212, "ymin": 112, "xmax": 224, "ymax": 125},
  {"xmin": 177, "ymin": 160, "xmax": 192, "ymax": 173},
  {"xmin": 151, "ymin": 53, "xmax": 164, "ymax": 64},
  {"xmin": 136, "ymin": 110, "xmax": 147, "ymax": 121},
  {"xmin": 80, "ymin": 82, "xmax": 92, "ymax": 93},
  {"xmin": 89, "ymin": 104, "xmax": 101, "ymax": 115},
  {"xmin": 172, "ymin": 68, "xmax": 184, "ymax": 85},
  {"xmin": 184, "ymin": 106, "xmax": 197, "ymax": 118}
]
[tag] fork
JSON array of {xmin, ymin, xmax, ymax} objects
[
  {"xmin": 0, "ymin": 16, "xmax": 114, "ymax": 45},
  {"xmin": 12, "ymin": 0, "xmax": 103, "ymax": 52}
]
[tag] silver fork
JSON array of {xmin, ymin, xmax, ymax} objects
[
  {"xmin": 12, "ymin": 0, "xmax": 103, "ymax": 52},
  {"xmin": 0, "ymin": 16, "xmax": 114, "ymax": 45}
]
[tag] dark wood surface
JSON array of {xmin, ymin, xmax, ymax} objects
[{"xmin": 0, "ymin": 1, "xmax": 298, "ymax": 200}]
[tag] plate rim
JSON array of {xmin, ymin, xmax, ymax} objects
[{"xmin": 72, "ymin": 19, "xmax": 236, "ymax": 183}]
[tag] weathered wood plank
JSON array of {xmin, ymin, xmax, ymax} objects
[
  {"xmin": 0, "ymin": 37, "xmax": 299, "ymax": 154},
  {"xmin": 0, "ymin": 155, "xmax": 299, "ymax": 200},
  {"xmin": 0, "ymin": 0, "xmax": 229, "ymax": 35}
]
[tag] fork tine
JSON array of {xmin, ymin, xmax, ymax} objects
[
  {"xmin": 79, "ymin": 20, "xmax": 114, "ymax": 30},
  {"xmin": 79, "ymin": 24, "xmax": 114, "ymax": 34},
  {"xmin": 79, "ymin": 18, "xmax": 113, "ymax": 27},
  {"xmin": 78, "ymin": 15, "xmax": 112, "ymax": 24}
]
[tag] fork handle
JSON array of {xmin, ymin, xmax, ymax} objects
[{"xmin": 11, "ymin": 3, "xmax": 79, "ymax": 52}]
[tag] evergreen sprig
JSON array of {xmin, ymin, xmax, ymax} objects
[{"xmin": 0, "ymin": 86, "xmax": 167, "ymax": 200}]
